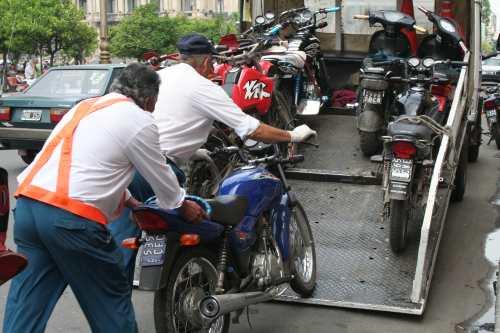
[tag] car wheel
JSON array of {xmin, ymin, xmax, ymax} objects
[{"xmin": 19, "ymin": 149, "xmax": 39, "ymax": 165}]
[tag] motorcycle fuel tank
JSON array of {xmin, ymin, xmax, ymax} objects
[{"xmin": 218, "ymin": 166, "xmax": 283, "ymax": 218}]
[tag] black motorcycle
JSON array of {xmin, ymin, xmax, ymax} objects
[
  {"xmin": 353, "ymin": 10, "xmax": 424, "ymax": 156},
  {"xmin": 373, "ymin": 55, "xmax": 467, "ymax": 253},
  {"xmin": 262, "ymin": 6, "xmax": 340, "ymax": 116},
  {"xmin": 482, "ymin": 83, "xmax": 500, "ymax": 149}
]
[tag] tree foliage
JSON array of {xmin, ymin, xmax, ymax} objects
[
  {"xmin": 109, "ymin": 4, "xmax": 179, "ymax": 60},
  {"xmin": 110, "ymin": 4, "xmax": 238, "ymax": 59},
  {"xmin": 0, "ymin": 0, "xmax": 97, "ymax": 65}
]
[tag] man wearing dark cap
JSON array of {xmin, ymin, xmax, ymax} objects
[{"xmin": 153, "ymin": 33, "xmax": 317, "ymax": 167}]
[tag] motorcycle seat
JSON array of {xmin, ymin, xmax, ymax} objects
[
  {"xmin": 387, "ymin": 120, "xmax": 433, "ymax": 141},
  {"xmin": 261, "ymin": 51, "xmax": 306, "ymax": 70},
  {"xmin": 207, "ymin": 195, "xmax": 248, "ymax": 226}
]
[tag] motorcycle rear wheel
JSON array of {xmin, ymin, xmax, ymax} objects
[
  {"xmin": 493, "ymin": 123, "xmax": 500, "ymax": 150},
  {"xmin": 154, "ymin": 247, "xmax": 230, "ymax": 333},
  {"xmin": 389, "ymin": 199, "xmax": 409, "ymax": 254},
  {"xmin": 289, "ymin": 201, "xmax": 317, "ymax": 297}
]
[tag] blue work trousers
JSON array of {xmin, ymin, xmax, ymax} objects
[{"xmin": 3, "ymin": 197, "xmax": 137, "ymax": 333}]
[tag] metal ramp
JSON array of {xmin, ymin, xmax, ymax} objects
[
  {"xmin": 277, "ymin": 114, "xmax": 427, "ymax": 314},
  {"xmin": 275, "ymin": 55, "xmax": 470, "ymax": 313}
]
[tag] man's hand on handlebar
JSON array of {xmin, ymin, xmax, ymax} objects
[
  {"xmin": 178, "ymin": 199, "xmax": 208, "ymax": 224},
  {"xmin": 289, "ymin": 124, "xmax": 317, "ymax": 143}
]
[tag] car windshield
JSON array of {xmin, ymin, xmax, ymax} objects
[
  {"xmin": 483, "ymin": 58, "xmax": 500, "ymax": 67},
  {"xmin": 24, "ymin": 69, "xmax": 109, "ymax": 97}
]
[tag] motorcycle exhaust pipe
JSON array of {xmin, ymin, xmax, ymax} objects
[{"xmin": 200, "ymin": 290, "xmax": 276, "ymax": 323}]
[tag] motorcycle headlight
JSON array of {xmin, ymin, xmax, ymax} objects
[
  {"xmin": 255, "ymin": 16, "xmax": 266, "ymax": 25},
  {"xmin": 408, "ymin": 57, "xmax": 420, "ymax": 68},
  {"xmin": 422, "ymin": 57, "xmax": 435, "ymax": 68}
]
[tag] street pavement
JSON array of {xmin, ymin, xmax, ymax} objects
[{"xmin": 0, "ymin": 141, "xmax": 499, "ymax": 333}]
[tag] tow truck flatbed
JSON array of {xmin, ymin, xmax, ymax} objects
[{"xmin": 277, "ymin": 114, "xmax": 449, "ymax": 314}]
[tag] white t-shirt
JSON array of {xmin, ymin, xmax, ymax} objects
[
  {"xmin": 18, "ymin": 93, "xmax": 185, "ymax": 219},
  {"xmin": 154, "ymin": 63, "xmax": 261, "ymax": 164}
]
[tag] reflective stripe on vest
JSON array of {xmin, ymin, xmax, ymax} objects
[{"xmin": 15, "ymin": 96, "xmax": 132, "ymax": 225}]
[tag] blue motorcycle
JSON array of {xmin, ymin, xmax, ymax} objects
[{"xmin": 127, "ymin": 144, "xmax": 316, "ymax": 333}]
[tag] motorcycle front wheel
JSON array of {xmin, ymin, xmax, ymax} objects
[
  {"xmin": 288, "ymin": 201, "xmax": 317, "ymax": 297},
  {"xmin": 265, "ymin": 90, "xmax": 297, "ymax": 159},
  {"xmin": 389, "ymin": 199, "xmax": 410, "ymax": 254},
  {"xmin": 154, "ymin": 248, "xmax": 230, "ymax": 333}
]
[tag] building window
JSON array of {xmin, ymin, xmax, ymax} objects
[
  {"xmin": 127, "ymin": 0, "xmax": 137, "ymax": 12},
  {"xmin": 78, "ymin": 0, "xmax": 87, "ymax": 13},
  {"xmin": 182, "ymin": 0, "xmax": 195, "ymax": 12},
  {"xmin": 106, "ymin": 0, "xmax": 116, "ymax": 13}
]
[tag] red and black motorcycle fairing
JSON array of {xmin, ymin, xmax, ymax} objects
[{"xmin": 220, "ymin": 62, "xmax": 275, "ymax": 116}]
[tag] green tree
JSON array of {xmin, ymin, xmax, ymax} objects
[
  {"xmin": 109, "ymin": 3, "xmax": 178, "ymax": 60},
  {"xmin": 482, "ymin": 0, "xmax": 491, "ymax": 29},
  {"xmin": 62, "ymin": 21, "xmax": 98, "ymax": 64}
]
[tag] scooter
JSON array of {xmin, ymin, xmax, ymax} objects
[
  {"xmin": 353, "ymin": 10, "xmax": 425, "ymax": 156},
  {"xmin": 123, "ymin": 143, "xmax": 317, "ymax": 333}
]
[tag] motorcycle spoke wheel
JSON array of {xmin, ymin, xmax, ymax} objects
[
  {"xmin": 288, "ymin": 202, "xmax": 316, "ymax": 296},
  {"xmin": 171, "ymin": 257, "xmax": 225, "ymax": 333}
]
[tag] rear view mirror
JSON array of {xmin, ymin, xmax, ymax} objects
[{"xmin": 496, "ymin": 33, "xmax": 500, "ymax": 51}]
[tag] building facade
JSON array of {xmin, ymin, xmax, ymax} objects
[{"xmin": 75, "ymin": 0, "xmax": 238, "ymax": 24}]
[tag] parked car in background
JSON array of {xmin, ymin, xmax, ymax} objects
[
  {"xmin": 0, "ymin": 64, "xmax": 125, "ymax": 164},
  {"xmin": 482, "ymin": 56, "xmax": 500, "ymax": 83}
]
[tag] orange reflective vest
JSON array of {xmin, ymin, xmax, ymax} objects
[{"xmin": 15, "ymin": 96, "xmax": 131, "ymax": 225}]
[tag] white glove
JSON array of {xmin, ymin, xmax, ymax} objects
[{"xmin": 288, "ymin": 124, "xmax": 317, "ymax": 143}]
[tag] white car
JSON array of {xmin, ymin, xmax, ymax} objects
[{"xmin": 482, "ymin": 56, "xmax": 500, "ymax": 83}]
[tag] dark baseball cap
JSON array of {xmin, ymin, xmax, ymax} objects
[{"xmin": 176, "ymin": 33, "xmax": 217, "ymax": 55}]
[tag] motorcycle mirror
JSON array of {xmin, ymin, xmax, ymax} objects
[{"xmin": 497, "ymin": 33, "xmax": 500, "ymax": 51}]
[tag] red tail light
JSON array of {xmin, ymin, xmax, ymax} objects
[
  {"xmin": 49, "ymin": 108, "xmax": 69, "ymax": 123},
  {"xmin": 133, "ymin": 210, "xmax": 168, "ymax": 232},
  {"xmin": 392, "ymin": 141, "xmax": 416, "ymax": 159},
  {"xmin": 484, "ymin": 99, "xmax": 495, "ymax": 110},
  {"xmin": 0, "ymin": 107, "xmax": 11, "ymax": 121}
]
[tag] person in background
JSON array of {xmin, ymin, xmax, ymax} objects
[{"xmin": 24, "ymin": 58, "xmax": 37, "ymax": 81}]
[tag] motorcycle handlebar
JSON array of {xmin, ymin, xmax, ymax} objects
[
  {"xmin": 353, "ymin": 14, "xmax": 369, "ymax": 20},
  {"xmin": 319, "ymin": 6, "xmax": 340, "ymax": 14}
]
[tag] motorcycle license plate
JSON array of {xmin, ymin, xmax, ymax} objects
[
  {"xmin": 140, "ymin": 234, "xmax": 167, "ymax": 267},
  {"xmin": 486, "ymin": 109, "xmax": 497, "ymax": 120},
  {"xmin": 20, "ymin": 110, "xmax": 42, "ymax": 121},
  {"xmin": 364, "ymin": 90, "xmax": 384, "ymax": 105},
  {"xmin": 390, "ymin": 158, "xmax": 413, "ymax": 181}
]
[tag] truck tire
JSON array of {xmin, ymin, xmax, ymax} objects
[
  {"xmin": 359, "ymin": 131, "xmax": 382, "ymax": 157},
  {"xmin": 493, "ymin": 123, "xmax": 500, "ymax": 150},
  {"xmin": 289, "ymin": 201, "xmax": 317, "ymax": 297},
  {"xmin": 389, "ymin": 199, "xmax": 409, "ymax": 254},
  {"xmin": 451, "ymin": 138, "xmax": 468, "ymax": 202},
  {"xmin": 468, "ymin": 115, "xmax": 481, "ymax": 162},
  {"xmin": 154, "ymin": 247, "xmax": 230, "ymax": 333}
]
